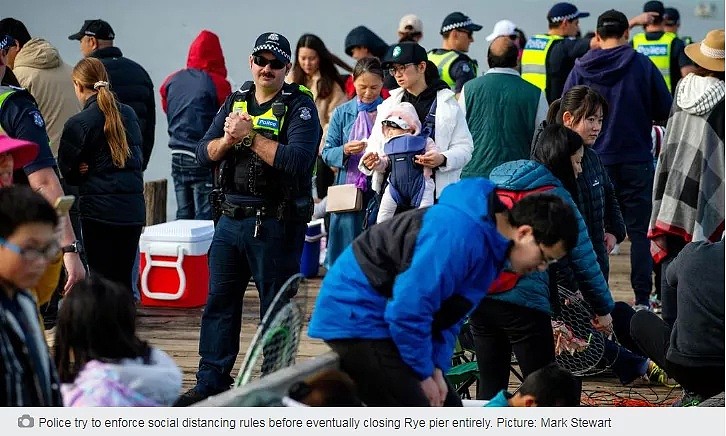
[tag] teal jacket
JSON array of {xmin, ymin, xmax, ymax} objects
[
  {"xmin": 487, "ymin": 160, "xmax": 614, "ymax": 316},
  {"xmin": 460, "ymin": 70, "xmax": 543, "ymax": 178}
]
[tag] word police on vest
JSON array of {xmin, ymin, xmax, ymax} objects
[
  {"xmin": 525, "ymin": 37, "xmax": 550, "ymax": 50},
  {"xmin": 637, "ymin": 44, "xmax": 669, "ymax": 56}
]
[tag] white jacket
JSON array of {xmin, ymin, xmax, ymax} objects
[{"xmin": 359, "ymin": 87, "xmax": 473, "ymax": 198}]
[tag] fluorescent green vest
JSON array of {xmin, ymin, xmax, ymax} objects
[
  {"xmin": 521, "ymin": 34, "xmax": 563, "ymax": 91},
  {"xmin": 427, "ymin": 50, "xmax": 477, "ymax": 89},
  {"xmin": 633, "ymin": 32, "xmax": 676, "ymax": 91},
  {"xmin": 231, "ymin": 84, "xmax": 314, "ymax": 139}
]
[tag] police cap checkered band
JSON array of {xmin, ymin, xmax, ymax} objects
[
  {"xmin": 547, "ymin": 2, "xmax": 590, "ymax": 23},
  {"xmin": 440, "ymin": 12, "xmax": 483, "ymax": 35},
  {"xmin": 252, "ymin": 32, "xmax": 292, "ymax": 64},
  {"xmin": 0, "ymin": 34, "xmax": 15, "ymax": 51}
]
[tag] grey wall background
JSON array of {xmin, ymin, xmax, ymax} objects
[{"xmin": 4, "ymin": 0, "xmax": 723, "ymax": 219}]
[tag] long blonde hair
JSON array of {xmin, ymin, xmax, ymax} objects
[{"xmin": 72, "ymin": 58, "xmax": 130, "ymax": 168}]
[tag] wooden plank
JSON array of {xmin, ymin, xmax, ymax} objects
[{"xmin": 143, "ymin": 179, "xmax": 167, "ymax": 226}]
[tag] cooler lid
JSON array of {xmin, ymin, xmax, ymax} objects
[{"xmin": 140, "ymin": 220, "xmax": 215, "ymax": 243}]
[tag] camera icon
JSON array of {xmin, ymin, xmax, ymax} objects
[{"xmin": 17, "ymin": 414, "xmax": 34, "ymax": 428}]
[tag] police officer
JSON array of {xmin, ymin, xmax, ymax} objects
[
  {"xmin": 631, "ymin": 1, "xmax": 695, "ymax": 94},
  {"xmin": 427, "ymin": 12, "xmax": 482, "ymax": 96},
  {"xmin": 0, "ymin": 34, "xmax": 85, "ymax": 293},
  {"xmin": 178, "ymin": 32, "xmax": 321, "ymax": 406},
  {"xmin": 663, "ymin": 7, "xmax": 693, "ymax": 45},
  {"xmin": 521, "ymin": 2, "xmax": 595, "ymax": 103}
]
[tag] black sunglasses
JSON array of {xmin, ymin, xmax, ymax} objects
[{"xmin": 252, "ymin": 55, "xmax": 286, "ymax": 70}]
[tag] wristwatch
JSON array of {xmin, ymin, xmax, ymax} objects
[
  {"xmin": 62, "ymin": 240, "xmax": 82, "ymax": 254},
  {"xmin": 241, "ymin": 130, "xmax": 258, "ymax": 148}
]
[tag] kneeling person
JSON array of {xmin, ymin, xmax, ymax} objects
[{"xmin": 308, "ymin": 177, "xmax": 578, "ymax": 406}]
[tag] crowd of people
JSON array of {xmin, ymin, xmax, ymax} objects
[{"xmin": 0, "ymin": 1, "xmax": 723, "ymax": 408}]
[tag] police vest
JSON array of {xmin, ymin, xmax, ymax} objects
[
  {"xmin": 633, "ymin": 32, "xmax": 676, "ymax": 91},
  {"xmin": 427, "ymin": 50, "xmax": 477, "ymax": 89},
  {"xmin": 521, "ymin": 34, "xmax": 564, "ymax": 91},
  {"xmin": 222, "ymin": 82, "xmax": 314, "ymax": 203}
]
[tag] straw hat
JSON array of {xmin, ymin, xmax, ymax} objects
[
  {"xmin": 0, "ymin": 134, "xmax": 39, "ymax": 169},
  {"xmin": 684, "ymin": 29, "xmax": 725, "ymax": 72}
]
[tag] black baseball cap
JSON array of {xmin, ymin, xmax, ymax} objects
[
  {"xmin": 548, "ymin": 2, "xmax": 590, "ymax": 23},
  {"xmin": 381, "ymin": 42, "xmax": 428, "ymax": 68},
  {"xmin": 663, "ymin": 7, "xmax": 680, "ymax": 24},
  {"xmin": 597, "ymin": 10, "xmax": 629, "ymax": 33},
  {"xmin": 440, "ymin": 12, "xmax": 483, "ymax": 35},
  {"xmin": 68, "ymin": 19, "xmax": 115, "ymax": 40},
  {"xmin": 252, "ymin": 32, "xmax": 291, "ymax": 64},
  {"xmin": 643, "ymin": 1, "xmax": 665, "ymax": 16}
]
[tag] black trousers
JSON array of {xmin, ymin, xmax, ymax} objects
[
  {"xmin": 630, "ymin": 310, "xmax": 724, "ymax": 398},
  {"xmin": 469, "ymin": 299, "xmax": 555, "ymax": 400},
  {"xmin": 327, "ymin": 339, "xmax": 462, "ymax": 407},
  {"xmin": 81, "ymin": 218, "xmax": 142, "ymax": 293}
]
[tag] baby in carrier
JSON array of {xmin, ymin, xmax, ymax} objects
[{"xmin": 375, "ymin": 102, "xmax": 437, "ymax": 222}]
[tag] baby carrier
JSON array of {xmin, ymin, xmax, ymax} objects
[{"xmin": 382, "ymin": 99, "xmax": 438, "ymax": 210}]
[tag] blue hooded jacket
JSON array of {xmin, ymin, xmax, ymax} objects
[
  {"xmin": 564, "ymin": 45, "xmax": 672, "ymax": 166},
  {"xmin": 308, "ymin": 178, "xmax": 511, "ymax": 379},
  {"xmin": 487, "ymin": 160, "xmax": 614, "ymax": 316}
]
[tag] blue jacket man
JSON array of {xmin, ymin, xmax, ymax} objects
[
  {"xmin": 309, "ymin": 177, "xmax": 580, "ymax": 407},
  {"xmin": 160, "ymin": 30, "xmax": 231, "ymax": 220},
  {"xmin": 177, "ymin": 32, "xmax": 321, "ymax": 406},
  {"xmin": 563, "ymin": 9, "xmax": 672, "ymax": 308}
]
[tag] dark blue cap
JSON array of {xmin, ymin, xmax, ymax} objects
[
  {"xmin": 440, "ymin": 12, "xmax": 483, "ymax": 35},
  {"xmin": 252, "ymin": 32, "xmax": 291, "ymax": 64},
  {"xmin": 381, "ymin": 42, "xmax": 428, "ymax": 68},
  {"xmin": 0, "ymin": 34, "xmax": 16, "ymax": 51},
  {"xmin": 547, "ymin": 2, "xmax": 590, "ymax": 23},
  {"xmin": 663, "ymin": 7, "xmax": 680, "ymax": 23},
  {"xmin": 643, "ymin": 1, "xmax": 665, "ymax": 15}
]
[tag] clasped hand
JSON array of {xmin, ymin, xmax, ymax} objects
[{"xmin": 223, "ymin": 111, "xmax": 253, "ymax": 143}]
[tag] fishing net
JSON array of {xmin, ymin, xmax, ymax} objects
[
  {"xmin": 234, "ymin": 274, "xmax": 308, "ymax": 387},
  {"xmin": 553, "ymin": 285, "xmax": 613, "ymax": 376}
]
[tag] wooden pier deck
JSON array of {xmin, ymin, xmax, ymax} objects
[{"xmin": 134, "ymin": 242, "xmax": 681, "ymax": 406}]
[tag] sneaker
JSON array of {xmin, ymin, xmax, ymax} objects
[
  {"xmin": 649, "ymin": 295, "xmax": 663, "ymax": 314},
  {"xmin": 646, "ymin": 360, "xmax": 679, "ymax": 388},
  {"xmin": 633, "ymin": 304, "xmax": 652, "ymax": 312},
  {"xmin": 673, "ymin": 391, "xmax": 704, "ymax": 407},
  {"xmin": 173, "ymin": 388, "xmax": 212, "ymax": 407}
]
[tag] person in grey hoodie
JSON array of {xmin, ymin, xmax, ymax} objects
[
  {"xmin": 54, "ymin": 276, "xmax": 182, "ymax": 406},
  {"xmin": 563, "ymin": 9, "xmax": 672, "ymax": 310}
]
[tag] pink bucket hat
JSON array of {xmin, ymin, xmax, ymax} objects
[
  {"xmin": 383, "ymin": 102, "xmax": 422, "ymax": 135},
  {"xmin": 0, "ymin": 134, "xmax": 39, "ymax": 169}
]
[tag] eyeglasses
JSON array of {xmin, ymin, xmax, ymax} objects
[
  {"xmin": 252, "ymin": 55, "xmax": 286, "ymax": 70},
  {"xmin": 0, "ymin": 237, "xmax": 61, "ymax": 262},
  {"xmin": 538, "ymin": 244, "xmax": 558, "ymax": 266},
  {"xmin": 388, "ymin": 63, "xmax": 414, "ymax": 76}
]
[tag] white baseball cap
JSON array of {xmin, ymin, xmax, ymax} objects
[
  {"xmin": 398, "ymin": 14, "xmax": 423, "ymax": 34},
  {"xmin": 485, "ymin": 19, "xmax": 518, "ymax": 42}
]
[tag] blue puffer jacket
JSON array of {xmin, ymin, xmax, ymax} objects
[
  {"xmin": 308, "ymin": 178, "xmax": 511, "ymax": 379},
  {"xmin": 531, "ymin": 122, "xmax": 626, "ymax": 279},
  {"xmin": 487, "ymin": 160, "xmax": 614, "ymax": 316}
]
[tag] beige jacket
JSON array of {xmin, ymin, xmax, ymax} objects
[
  {"xmin": 289, "ymin": 72, "xmax": 346, "ymax": 152},
  {"xmin": 13, "ymin": 38, "xmax": 80, "ymax": 156}
]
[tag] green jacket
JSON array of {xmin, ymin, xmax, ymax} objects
[{"xmin": 460, "ymin": 70, "xmax": 543, "ymax": 178}]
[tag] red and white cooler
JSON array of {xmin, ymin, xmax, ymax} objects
[{"xmin": 139, "ymin": 220, "xmax": 214, "ymax": 308}]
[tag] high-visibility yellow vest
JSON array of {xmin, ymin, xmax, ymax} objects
[
  {"xmin": 521, "ymin": 34, "xmax": 563, "ymax": 91},
  {"xmin": 633, "ymin": 32, "xmax": 676, "ymax": 91},
  {"xmin": 427, "ymin": 50, "xmax": 477, "ymax": 89},
  {"xmin": 0, "ymin": 87, "xmax": 17, "ymax": 111}
]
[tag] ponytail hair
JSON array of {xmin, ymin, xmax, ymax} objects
[{"xmin": 72, "ymin": 58, "xmax": 130, "ymax": 168}]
